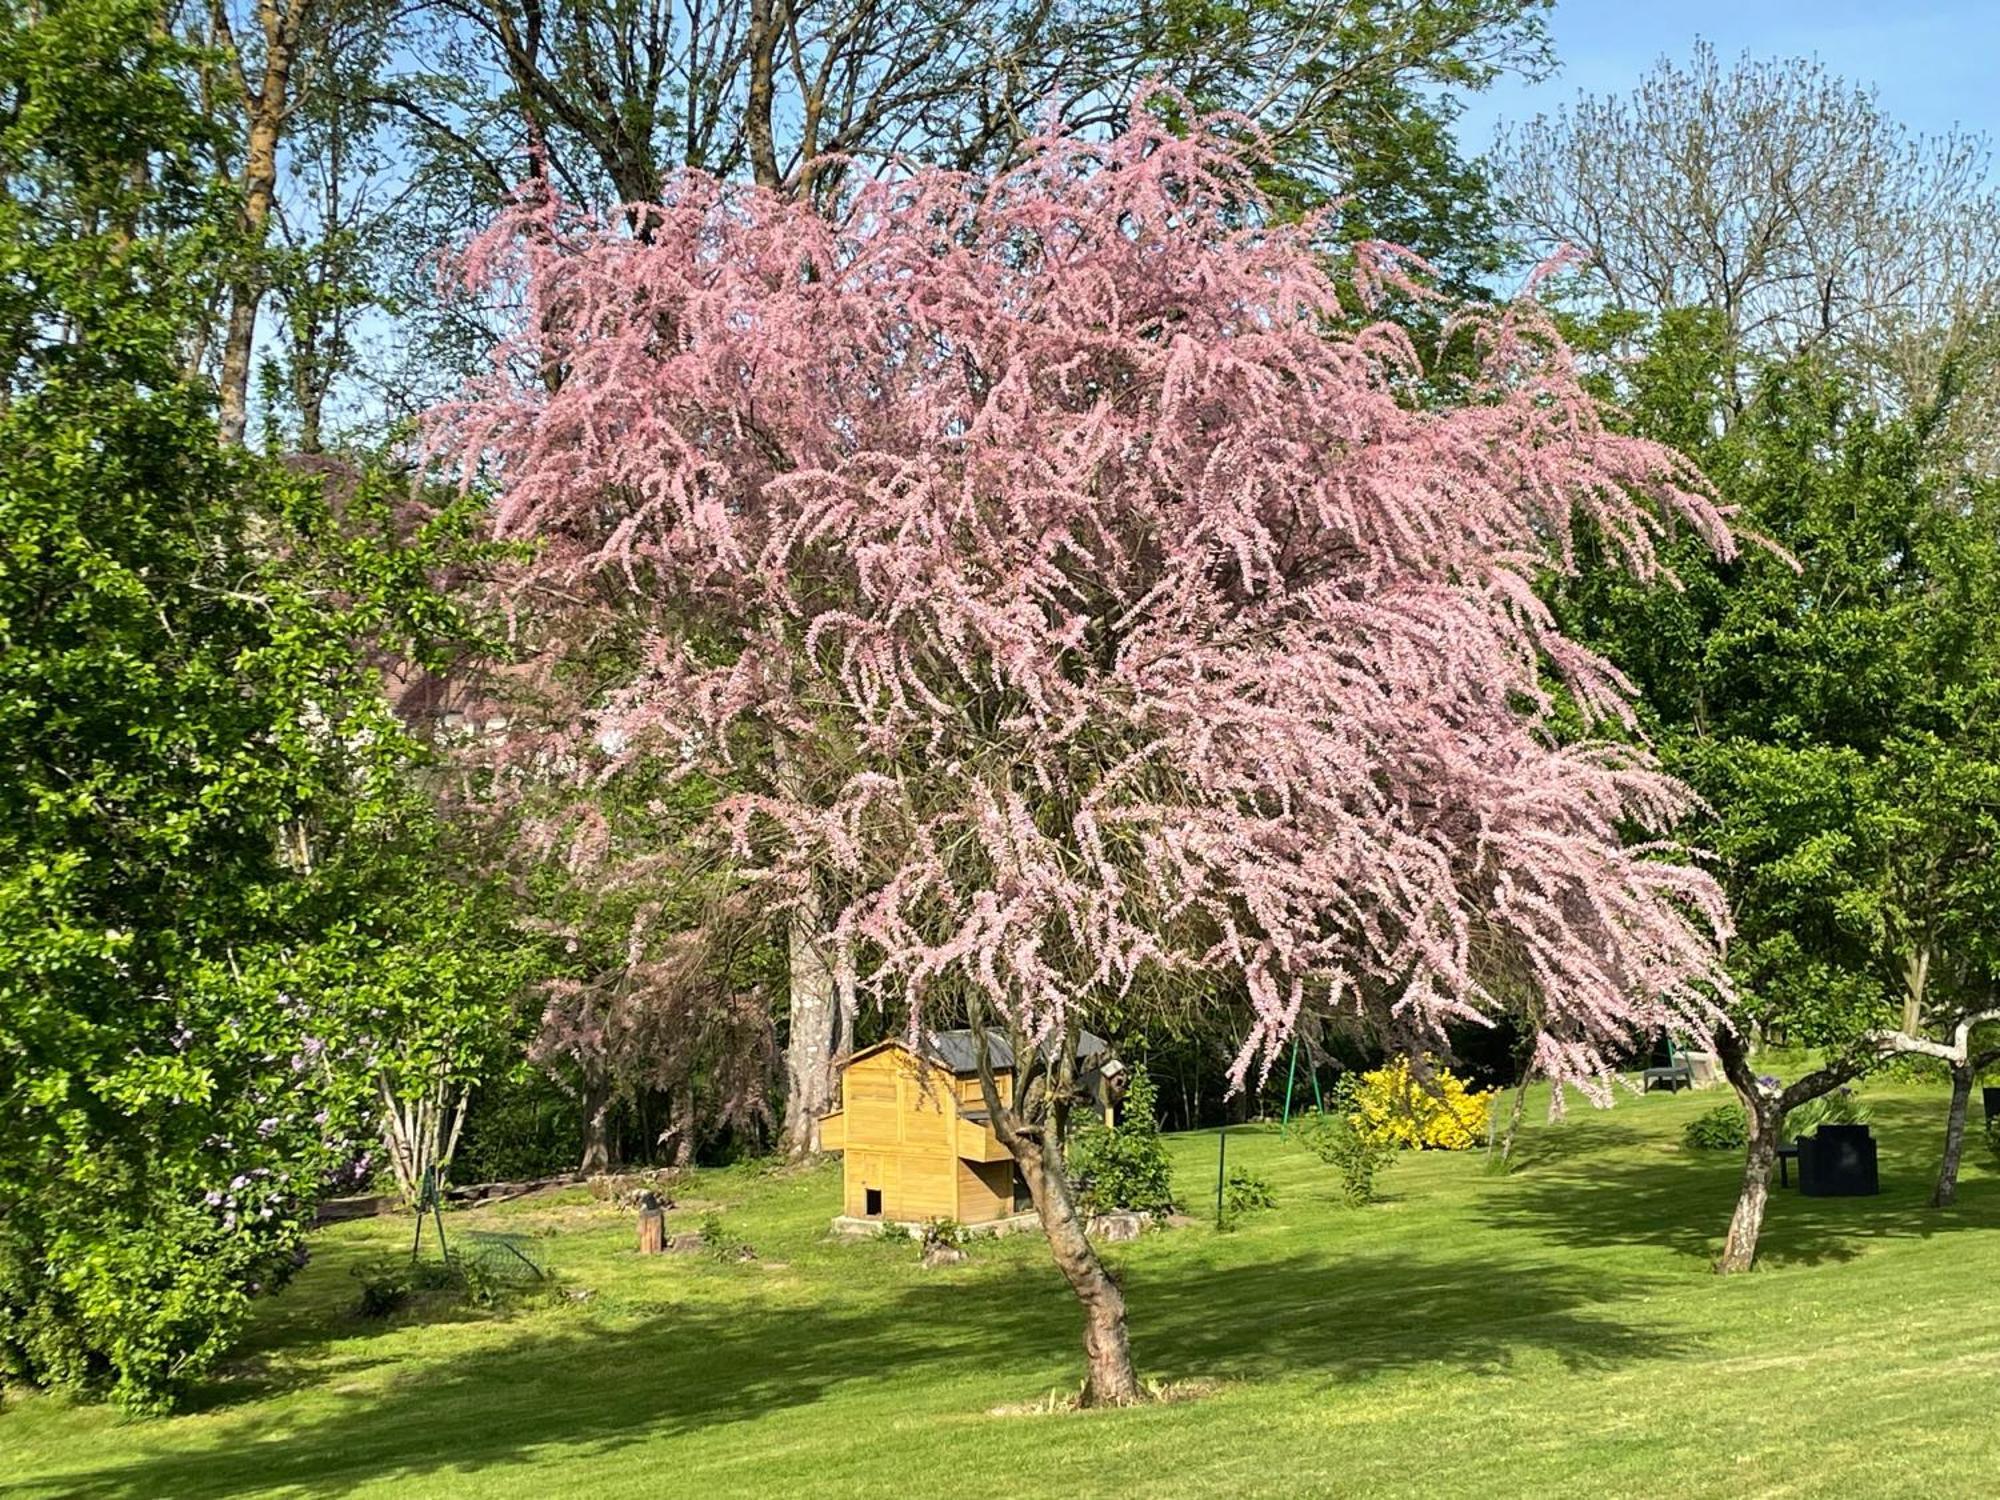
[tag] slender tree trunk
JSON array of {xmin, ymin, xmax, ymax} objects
[
  {"xmin": 580, "ymin": 1075, "xmax": 613, "ymax": 1175},
  {"xmin": 743, "ymin": 0, "xmax": 781, "ymax": 189},
  {"xmin": 1930, "ymin": 1062, "xmax": 1974, "ymax": 1208},
  {"xmin": 665, "ymin": 1084, "xmax": 696, "ymax": 1169},
  {"xmin": 1499, "ymin": 1068, "xmax": 1531, "ymax": 1165},
  {"xmin": 1901, "ymin": 946, "xmax": 1931, "ymax": 1039},
  {"xmin": 218, "ymin": 57, "xmax": 293, "ymax": 445},
  {"xmin": 1012, "ymin": 1132, "xmax": 1140, "ymax": 1406},
  {"xmin": 440, "ymin": 1086, "xmax": 469, "ymax": 1182}
]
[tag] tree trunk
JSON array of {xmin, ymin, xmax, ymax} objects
[
  {"xmin": 1012, "ymin": 1132, "xmax": 1141, "ymax": 1407},
  {"xmin": 217, "ymin": 27, "xmax": 297, "ymax": 447},
  {"xmin": 1499, "ymin": 1068, "xmax": 1531, "ymax": 1165},
  {"xmin": 580, "ymin": 1076, "xmax": 613, "ymax": 1176},
  {"xmin": 744, "ymin": 0, "xmax": 781, "ymax": 189},
  {"xmin": 781, "ymin": 906, "xmax": 839, "ymax": 1157},
  {"xmin": 965, "ymin": 1012, "xmax": 1141, "ymax": 1405},
  {"xmin": 1717, "ymin": 1108, "xmax": 1780, "ymax": 1274},
  {"xmin": 1930, "ymin": 1062, "xmax": 1974, "ymax": 1208},
  {"xmin": 665, "ymin": 1084, "xmax": 696, "ymax": 1169},
  {"xmin": 1713, "ymin": 1028, "xmax": 1780, "ymax": 1275},
  {"xmin": 1901, "ymin": 946, "xmax": 1931, "ymax": 1038}
]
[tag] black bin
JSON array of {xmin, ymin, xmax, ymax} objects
[
  {"xmin": 1983, "ymin": 1087, "xmax": 2000, "ymax": 1125},
  {"xmin": 1798, "ymin": 1124, "xmax": 1879, "ymax": 1197}
]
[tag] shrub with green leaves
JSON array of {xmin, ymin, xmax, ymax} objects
[
  {"xmin": 1066, "ymin": 1068, "xmax": 1176, "ymax": 1216},
  {"xmin": 0, "ymin": 0, "xmax": 526, "ymax": 1410},
  {"xmin": 1683, "ymin": 1103, "xmax": 1751, "ymax": 1151},
  {"xmin": 1220, "ymin": 1165, "xmax": 1277, "ymax": 1228},
  {"xmin": 919, "ymin": 1218, "xmax": 969, "ymax": 1253},
  {"xmin": 698, "ymin": 1213, "xmax": 753, "ymax": 1262},
  {"xmin": 1293, "ymin": 1091, "xmax": 1396, "ymax": 1206}
]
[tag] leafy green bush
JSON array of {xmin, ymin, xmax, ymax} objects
[
  {"xmin": 1293, "ymin": 1091, "xmax": 1396, "ymax": 1206},
  {"xmin": 1219, "ymin": 1165, "xmax": 1276, "ymax": 1228},
  {"xmin": 1783, "ymin": 1088, "xmax": 1868, "ymax": 1140},
  {"xmin": 351, "ymin": 1254, "xmax": 466, "ymax": 1318},
  {"xmin": 1067, "ymin": 1069, "xmax": 1176, "ymax": 1216},
  {"xmin": 0, "ymin": 8, "xmax": 534, "ymax": 1406},
  {"xmin": 1683, "ymin": 1102, "xmax": 1750, "ymax": 1150},
  {"xmin": 2, "ymin": 1195, "xmax": 311, "ymax": 1411},
  {"xmin": 698, "ymin": 1213, "xmax": 754, "ymax": 1262},
  {"xmin": 351, "ymin": 1260, "xmax": 414, "ymax": 1319},
  {"xmin": 350, "ymin": 1249, "xmax": 545, "ymax": 1317}
]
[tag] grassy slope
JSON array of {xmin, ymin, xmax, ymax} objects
[{"xmin": 3, "ymin": 1079, "xmax": 1996, "ymax": 1500}]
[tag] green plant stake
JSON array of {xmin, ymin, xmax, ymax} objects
[
  {"xmin": 1215, "ymin": 1127, "xmax": 1227, "ymax": 1229},
  {"xmin": 1277, "ymin": 1036, "xmax": 1325, "ymax": 1136},
  {"xmin": 410, "ymin": 1165, "xmax": 449, "ymax": 1264}
]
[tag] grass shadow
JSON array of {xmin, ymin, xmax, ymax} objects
[
  {"xmin": 1475, "ymin": 1088, "xmax": 2000, "ymax": 1270},
  {"xmin": 13, "ymin": 1232, "xmax": 1699, "ymax": 1499}
]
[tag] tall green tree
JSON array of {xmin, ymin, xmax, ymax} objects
[
  {"xmin": 0, "ymin": 0, "xmax": 524, "ymax": 1408},
  {"xmin": 1553, "ymin": 311, "xmax": 2000, "ymax": 1271}
]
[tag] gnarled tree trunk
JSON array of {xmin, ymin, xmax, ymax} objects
[
  {"xmin": 970, "ymin": 1017, "xmax": 1140, "ymax": 1406},
  {"xmin": 1713, "ymin": 1028, "xmax": 1881, "ymax": 1273},
  {"xmin": 1012, "ymin": 1129, "xmax": 1139, "ymax": 1405},
  {"xmin": 1717, "ymin": 1098, "xmax": 1781, "ymax": 1274}
]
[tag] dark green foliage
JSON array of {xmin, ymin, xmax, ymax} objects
[
  {"xmin": 452, "ymin": 1073, "xmax": 584, "ymax": 1184},
  {"xmin": 1684, "ymin": 1103, "xmax": 1751, "ymax": 1151},
  {"xmin": 350, "ymin": 1258, "xmax": 432, "ymax": 1319},
  {"xmin": 1220, "ymin": 1165, "xmax": 1277, "ymax": 1227},
  {"xmin": 1552, "ymin": 312, "xmax": 2000, "ymax": 1050},
  {"xmin": 1066, "ymin": 1069, "xmax": 1177, "ymax": 1216}
]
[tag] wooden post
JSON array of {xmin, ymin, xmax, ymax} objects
[{"xmin": 637, "ymin": 1190, "xmax": 666, "ymax": 1255}]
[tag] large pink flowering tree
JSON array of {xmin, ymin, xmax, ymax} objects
[{"xmin": 434, "ymin": 104, "xmax": 1737, "ymax": 1403}]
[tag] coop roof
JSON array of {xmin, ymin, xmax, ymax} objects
[{"xmin": 841, "ymin": 1027, "xmax": 1110, "ymax": 1078}]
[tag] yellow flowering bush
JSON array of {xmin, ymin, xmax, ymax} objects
[{"xmin": 1347, "ymin": 1057, "xmax": 1494, "ymax": 1150}]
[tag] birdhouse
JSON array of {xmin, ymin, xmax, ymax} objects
[{"xmin": 820, "ymin": 1028, "xmax": 1113, "ymax": 1229}]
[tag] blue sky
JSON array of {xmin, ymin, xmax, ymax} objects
[{"xmin": 1455, "ymin": 1, "xmax": 2000, "ymax": 159}]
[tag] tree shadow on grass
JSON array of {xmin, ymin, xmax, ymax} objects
[
  {"xmin": 1475, "ymin": 1090, "xmax": 2000, "ymax": 1270},
  {"xmin": 12, "ymin": 1241, "xmax": 1697, "ymax": 1500}
]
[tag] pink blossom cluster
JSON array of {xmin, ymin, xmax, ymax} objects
[{"xmin": 433, "ymin": 102, "xmax": 1738, "ymax": 1095}]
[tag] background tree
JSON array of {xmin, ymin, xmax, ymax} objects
[
  {"xmin": 1551, "ymin": 311, "xmax": 2000, "ymax": 1271},
  {"xmin": 1495, "ymin": 45, "xmax": 2000, "ymax": 459},
  {"xmin": 517, "ymin": 771, "xmax": 780, "ymax": 1173},
  {"xmin": 433, "ymin": 105, "xmax": 1737, "ymax": 1402}
]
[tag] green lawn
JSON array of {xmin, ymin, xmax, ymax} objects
[{"xmin": 4, "ymin": 1078, "xmax": 1996, "ymax": 1499}]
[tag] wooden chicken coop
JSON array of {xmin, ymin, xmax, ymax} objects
[{"xmin": 819, "ymin": 1028, "xmax": 1115, "ymax": 1229}]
